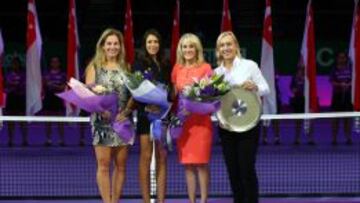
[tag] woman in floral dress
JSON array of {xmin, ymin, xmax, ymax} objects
[{"xmin": 85, "ymin": 28, "xmax": 134, "ymax": 203}]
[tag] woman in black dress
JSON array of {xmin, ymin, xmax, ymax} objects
[{"xmin": 133, "ymin": 29, "xmax": 171, "ymax": 203}]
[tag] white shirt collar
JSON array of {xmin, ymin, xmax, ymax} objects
[{"xmin": 219, "ymin": 56, "xmax": 242, "ymax": 72}]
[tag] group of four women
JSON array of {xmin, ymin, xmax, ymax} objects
[{"xmin": 85, "ymin": 28, "xmax": 270, "ymax": 203}]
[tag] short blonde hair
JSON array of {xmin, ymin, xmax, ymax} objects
[
  {"xmin": 176, "ymin": 33, "xmax": 205, "ymax": 65},
  {"xmin": 215, "ymin": 31, "xmax": 241, "ymax": 66},
  {"xmin": 86, "ymin": 28, "xmax": 129, "ymax": 74}
]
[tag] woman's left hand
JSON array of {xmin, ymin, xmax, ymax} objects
[{"xmin": 241, "ymin": 80, "xmax": 258, "ymax": 91}]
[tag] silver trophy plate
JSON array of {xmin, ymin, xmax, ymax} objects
[{"xmin": 216, "ymin": 87, "xmax": 261, "ymax": 132}]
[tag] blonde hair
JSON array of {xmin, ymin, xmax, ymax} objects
[
  {"xmin": 86, "ymin": 28, "xmax": 130, "ymax": 74},
  {"xmin": 176, "ymin": 33, "xmax": 205, "ymax": 65},
  {"xmin": 215, "ymin": 31, "xmax": 241, "ymax": 66}
]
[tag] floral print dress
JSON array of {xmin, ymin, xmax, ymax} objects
[{"xmin": 91, "ymin": 67, "xmax": 131, "ymax": 146}]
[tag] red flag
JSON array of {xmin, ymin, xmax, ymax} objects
[
  {"xmin": 26, "ymin": 0, "xmax": 43, "ymax": 115},
  {"xmin": 123, "ymin": 0, "xmax": 134, "ymax": 64},
  {"xmin": 0, "ymin": 29, "xmax": 5, "ymax": 107},
  {"xmin": 66, "ymin": 0, "xmax": 80, "ymax": 116},
  {"xmin": 261, "ymin": 0, "xmax": 277, "ymax": 114},
  {"xmin": 300, "ymin": 0, "xmax": 318, "ymax": 113},
  {"xmin": 170, "ymin": 0, "xmax": 180, "ymax": 65},
  {"xmin": 349, "ymin": 0, "xmax": 360, "ymax": 111},
  {"xmin": 221, "ymin": 0, "xmax": 232, "ymax": 32}
]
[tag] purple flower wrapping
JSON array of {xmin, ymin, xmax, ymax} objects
[
  {"xmin": 112, "ymin": 119, "xmax": 135, "ymax": 144},
  {"xmin": 56, "ymin": 90, "xmax": 118, "ymax": 113},
  {"xmin": 167, "ymin": 96, "xmax": 220, "ymax": 140},
  {"xmin": 147, "ymin": 106, "xmax": 171, "ymax": 121},
  {"xmin": 179, "ymin": 97, "xmax": 221, "ymax": 115},
  {"xmin": 132, "ymin": 82, "xmax": 169, "ymax": 108},
  {"xmin": 129, "ymin": 80, "xmax": 170, "ymax": 121},
  {"xmin": 150, "ymin": 119, "xmax": 164, "ymax": 140},
  {"xmin": 166, "ymin": 112, "xmax": 185, "ymax": 140},
  {"xmin": 169, "ymin": 126, "xmax": 182, "ymax": 139}
]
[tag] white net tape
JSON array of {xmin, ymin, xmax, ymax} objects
[{"xmin": 1, "ymin": 111, "xmax": 360, "ymax": 122}]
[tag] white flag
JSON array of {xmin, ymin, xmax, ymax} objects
[
  {"xmin": 26, "ymin": 0, "xmax": 43, "ymax": 115},
  {"xmin": 300, "ymin": 0, "xmax": 318, "ymax": 113},
  {"xmin": 261, "ymin": 0, "xmax": 277, "ymax": 114}
]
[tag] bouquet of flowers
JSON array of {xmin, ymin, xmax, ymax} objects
[
  {"xmin": 183, "ymin": 73, "xmax": 230, "ymax": 101},
  {"xmin": 123, "ymin": 70, "xmax": 171, "ymax": 142},
  {"xmin": 122, "ymin": 70, "xmax": 171, "ymax": 120},
  {"xmin": 56, "ymin": 78, "xmax": 135, "ymax": 143},
  {"xmin": 168, "ymin": 73, "xmax": 230, "ymax": 139},
  {"xmin": 124, "ymin": 71, "xmax": 146, "ymax": 90},
  {"xmin": 180, "ymin": 73, "xmax": 230, "ymax": 114},
  {"xmin": 57, "ymin": 78, "xmax": 118, "ymax": 113},
  {"xmin": 112, "ymin": 118, "xmax": 135, "ymax": 144}
]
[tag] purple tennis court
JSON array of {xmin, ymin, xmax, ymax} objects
[
  {"xmin": 1, "ymin": 197, "xmax": 360, "ymax": 203},
  {"xmin": 0, "ymin": 117, "xmax": 359, "ymax": 203},
  {"xmin": 1, "ymin": 0, "xmax": 360, "ymax": 202}
]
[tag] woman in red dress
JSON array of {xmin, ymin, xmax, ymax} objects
[{"xmin": 171, "ymin": 33, "xmax": 213, "ymax": 203}]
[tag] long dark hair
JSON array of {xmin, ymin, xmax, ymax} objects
[{"xmin": 140, "ymin": 29, "xmax": 167, "ymax": 69}]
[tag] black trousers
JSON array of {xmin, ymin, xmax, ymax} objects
[{"xmin": 219, "ymin": 125, "xmax": 260, "ymax": 203}]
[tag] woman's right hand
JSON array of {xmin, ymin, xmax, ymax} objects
[
  {"xmin": 115, "ymin": 108, "xmax": 132, "ymax": 122},
  {"xmin": 241, "ymin": 80, "xmax": 258, "ymax": 91},
  {"xmin": 144, "ymin": 104, "xmax": 161, "ymax": 114}
]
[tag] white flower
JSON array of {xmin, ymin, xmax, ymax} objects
[
  {"xmin": 199, "ymin": 78, "xmax": 206, "ymax": 89},
  {"xmin": 183, "ymin": 85, "xmax": 192, "ymax": 96},
  {"xmin": 194, "ymin": 87, "xmax": 201, "ymax": 97},
  {"xmin": 92, "ymin": 85, "xmax": 107, "ymax": 94}
]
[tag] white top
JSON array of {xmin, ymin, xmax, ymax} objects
[{"xmin": 215, "ymin": 56, "xmax": 270, "ymax": 96}]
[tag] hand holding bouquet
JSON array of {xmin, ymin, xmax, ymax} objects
[
  {"xmin": 122, "ymin": 70, "xmax": 172, "ymax": 144},
  {"xmin": 168, "ymin": 73, "xmax": 230, "ymax": 139},
  {"xmin": 112, "ymin": 107, "xmax": 135, "ymax": 144},
  {"xmin": 122, "ymin": 71, "xmax": 171, "ymax": 120},
  {"xmin": 57, "ymin": 78, "xmax": 135, "ymax": 144}
]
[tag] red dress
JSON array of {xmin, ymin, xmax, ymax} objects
[{"xmin": 171, "ymin": 63, "xmax": 213, "ymax": 164}]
